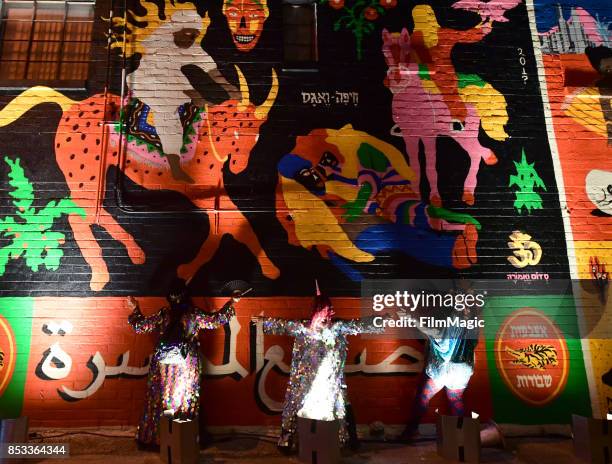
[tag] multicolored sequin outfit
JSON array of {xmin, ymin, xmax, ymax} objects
[
  {"xmin": 261, "ymin": 316, "xmax": 382, "ymax": 447},
  {"xmin": 128, "ymin": 301, "xmax": 235, "ymax": 445}
]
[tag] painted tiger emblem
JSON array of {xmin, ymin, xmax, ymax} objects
[
  {"xmin": 505, "ymin": 344, "xmax": 558, "ymax": 371},
  {"xmin": 0, "ymin": 348, "xmax": 4, "ymax": 371}
]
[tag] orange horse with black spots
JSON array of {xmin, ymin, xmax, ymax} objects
[{"xmin": 0, "ymin": 69, "xmax": 279, "ymax": 290}]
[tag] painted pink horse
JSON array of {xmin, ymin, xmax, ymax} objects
[{"xmin": 382, "ymin": 28, "xmax": 499, "ymax": 206}]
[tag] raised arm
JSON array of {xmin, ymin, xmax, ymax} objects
[
  {"xmin": 190, "ymin": 300, "xmax": 236, "ymax": 331},
  {"xmin": 259, "ymin": 317, "xmax": 306, "ymax": 337},
  {"xmin": 127, "ymin": 297, "xmax": 165, "ymax": 334},
  {"xmin": 335, "ymin": 315, "xmax": 386, "ymax": 335}
]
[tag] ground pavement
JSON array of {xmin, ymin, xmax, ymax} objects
[{"xmin": 23, "ymin": 427, "xmax": 582, "ymax": 464}]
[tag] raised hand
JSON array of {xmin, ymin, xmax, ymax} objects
[
  {"xmin": 231, "ymin": 290, "xmax": 242, "ymax": 303},
  {"xmin": 126, "ymin": 296, "xmax": 138, "ymax": 311},
  {"xmin": 590, "ymin": 256, "xmax": 608, "ymax": 281}
]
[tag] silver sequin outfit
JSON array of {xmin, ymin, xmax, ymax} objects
[{"xmin": 261, "ymin": 316, "xmax": 382, "ymax": 447}]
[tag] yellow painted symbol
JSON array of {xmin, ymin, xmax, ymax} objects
[
  {"xmin": 507, "ymin": 230, "xmax": 542, "ymax": 268},
  {"xmin": 506, "ymin": 344, "xmax": 558, "ymax": 371}
]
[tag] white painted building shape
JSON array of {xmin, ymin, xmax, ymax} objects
[{"xmin": 539, "ymin": 4, "xmax": 597, "ymax": 54}]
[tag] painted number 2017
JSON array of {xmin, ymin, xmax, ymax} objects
[{"xmin": 518, "ymin": 48, "xmax": 528, "ymax": 83}]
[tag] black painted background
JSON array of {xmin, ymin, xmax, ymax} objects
[{"xmin": 0, "ymin": 0, "xmax": 570, "ymax": 297}]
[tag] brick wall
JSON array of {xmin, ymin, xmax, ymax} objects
[{"xmin": 0, "ymin": 0, "xmax": 608, "ymax": 425}]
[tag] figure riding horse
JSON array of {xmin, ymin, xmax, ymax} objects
[{"xmin": 0, "ymin": 68, "xmax": 279, "ymax": 290}]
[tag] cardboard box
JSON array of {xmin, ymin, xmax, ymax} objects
[
  {"xmin": 0, "ymin": 417, "xmax": 29, "ymax": 464},
  {"xmin": 297, "ymin": 417, "xmax": 340, "ymax": 464},
  {"xmin": 572, "ymin": 415, "xmax": 612, "ymax": 464},
  {"xmin": 436, "ymin": 415, "xmax": 481, "ymax": 463},
  {"xmin": 160, "ymin": 416, "xmax": 199, "ymax": 464}
]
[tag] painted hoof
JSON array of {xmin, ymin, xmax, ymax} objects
[
  {"xmin": 90, "ymin": 270, "xmax": 110, "ymax": 291},
  {"xmin": 262, "ymin": 264, "xmax": 281, "ymax": 280},
  {"xmin": 484, "ymin": 152, "xmax": 498, "ymax": 165},
  {"xmin": 452, "ymin": 224, "xmax": 478, "ymax": 269},
  {"xmin": 128, "ymin": 246, "xmax": 146, "ymax": 265},
  {"xmin": 462, "ymin": 191, "xmax": 475, "ymax": 205},
  {"xmin": 430, "ymin": 195, "xmax": 442, "ymax": 207},
  {"xmin": 177, "ymin": 263, "xmax": 197, "ymax": 281}
]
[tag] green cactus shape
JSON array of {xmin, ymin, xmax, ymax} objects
[
  {"xmin": 0, "ymin": 157, "xmax": 85, "ymax": 275},
  {"xmin": 508, "ymin": 149, "xmax": 547, "ymax": 214}
]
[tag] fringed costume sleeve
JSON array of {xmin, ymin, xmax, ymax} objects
[
  {"xmin": 128, "ymin": 306, "xmax": 165, "ymax": 334},
  {"xmin": 190, "ymin": 301, "xmax": 235, "ymax": 331},
  {"xmin": 261, "ymin": 318, "xmax": 306, "ymax": 336},
  {"xmin": 336, "ymin": 316, "xmax": 385, "ymax": 335}
]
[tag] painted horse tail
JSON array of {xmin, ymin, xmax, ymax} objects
[{"xmin": 0, "ymin": 86, "xmax": 76, "ymax": 128}]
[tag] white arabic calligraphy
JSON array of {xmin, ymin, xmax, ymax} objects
[
  {"xmin": 42, "ymin": 320, "xmax": 73, "ymax": 335},
  {"xmin": 203, "ymin": 317, "xmax": 248, "ymax": 378},
  {"xmin": 59, "ymin": 350, "xmax": 150, "ymax": 400},
  {"xmin": 42, "ymin": 318, "xmax": 424, "ymax": 407},
  {"xmin": 40, "ymin": 342, "xmax": 72, "ymax": 380},
  {"xmin": 40, "ymin": 319, "xmax": 150, "ymax": 400}
]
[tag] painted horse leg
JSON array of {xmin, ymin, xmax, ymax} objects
[
  {"xmin": 177, "ymin": 212, "xmax": 222, "ymax": 281},
  {"xmin": 224, "ymin": 211, "xmax": 280, "ymax": 280},
  {"xmin": 462, "ymin": 154, "xmax": 480, "ymax": 206},
  {"xmin": 177, "ymin": 210, "xmax": 280, "ymax": 281},
  {"xmin": 68, "ymin": 213, "xmax": 110, "ymax": 291},
  {"xmin": 97, "ymin": 209, "xmax": 145, "ymax": 265},
  {"xmin": 423, "ymin": 137, "xmax": 441, "ymax": 206},
  {"xmin": 404, "ymin": 136, "xmax": 421, "ymax": 194}
]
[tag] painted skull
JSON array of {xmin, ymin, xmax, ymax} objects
[{"xmin": 222, "ymin": 0, "xmax": 269, "ymax": 51}]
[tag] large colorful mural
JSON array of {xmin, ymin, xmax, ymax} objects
[
  {"xmin": 0, "ymin": 0, "xmax": 603, "ymax": 425},
  {"xmin": 533, "ymin": 0, "xmax": 611, "ymax": 416},
  {"xmin": 0, "ymin": 0, "xmax": 572, "ymax": 294}
]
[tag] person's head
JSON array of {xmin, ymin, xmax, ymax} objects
[
  {"xmin": 295, "ymin": 166, "xmax": 326, "ymax": 191},
  {"xmin": 167, "ymin": 278, "xmax": 190, "ymax": 306},
  {"xmin": 310, "ymin": 294, "xmax": 335, "ymax": 330}
]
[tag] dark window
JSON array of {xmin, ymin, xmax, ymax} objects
[
  {"xmin": 282, "ymin": 0, "xmax": 317, "ymax": 67},
  {"xmin": 0, "ymin": 0, "xmax": 94, "ymax": 87}
]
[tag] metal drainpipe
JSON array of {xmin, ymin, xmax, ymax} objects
[
  {"xmin": 94, "ymin": 0, "xmax": 116, "ymax": 224},
  {"xmin": 113, "ymin": 0, "xmax": 129, "ymax": 210}
]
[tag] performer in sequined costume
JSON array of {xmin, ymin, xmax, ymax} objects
[
  {"xmin": 254, "ymin": 286, "xmax": 385, "ymax": 451},
  {"xmin": 127, "ymin": 279, "xmax": 239, "ymax": 447}
]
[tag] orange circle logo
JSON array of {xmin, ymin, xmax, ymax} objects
[
  {"xmin": 495, "ymin": 308, "xmax": 568, "ymax": 406},
  {"xmin": 0, "ymin": 314, "xmax": 17, "ymax": 397}
]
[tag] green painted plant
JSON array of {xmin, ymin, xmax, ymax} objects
[
  {"xmin": 319, "ymin": 0, "xmax": 398, "ymax": 60},
  {"xmin": 509, "ymin": 150, "xmax": 547, "ymax": 214},
  {"xmin": 0, "ymin": 157, "xmax": 85, "ymax": 275}
]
